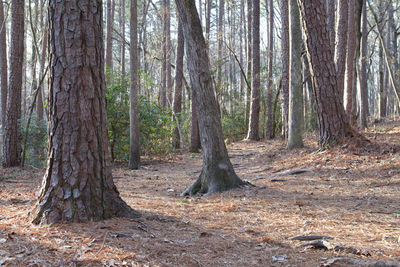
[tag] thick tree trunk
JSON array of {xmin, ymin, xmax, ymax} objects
[
  {"xmin": 287, "ymin": 0, "xmax": 303, "ymax": 148},
  {"xmin": 334, "ymin": 0, "xmax": 348, "ymax": 100},
  {"xmin": 3, "ymin": 0, "xmax": 24, "ymax": 167},
  {"xmin": 359, "ymin": 0, "xmax": 368, "ymax": 129},
  {"xmin": 32, "ymin": 0, "xmax": 139, "ymax": 224},
  {"xmin": 298, "ymin": 0, "xmax": 357, "ymax": 148},
  {"xmin": 173, "ymin": 18, "xmax": 184, "ymax": 149},
  {"xmin": 281, "ymin": 0, "xmax": 289, "ymax": 140},
  {"xmin": 175, "ymin": 0, "xmax": 247, "ymax": 196},
  {"xmin": 106, "ymin": 0, "xmax": 115, "ymax": 69},
  {"xmin": 129, "ymin": 0, "xmax": 140, "ymax": 170},
  {"xmin": 0, "ymin": 1, "xmax": 8, "ymax": 134},
  {"xmin": 266, "ymin": 0, "xmax": 274, "ymax": 139},
  {"xmin": 246, "ymin": 0, "xmax": 260, "ymax": 141},
  {"xmin": 189, "ymin": 90, "xmax": 200, "ymax": 152}
]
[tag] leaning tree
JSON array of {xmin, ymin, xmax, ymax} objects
[
  {"xmin": 176, "ymin": 0, "xmax": 248, "ymax": 196},
  {"xmin": 32, "ymin": 0, "xmax": 139, "ymax": 224}
]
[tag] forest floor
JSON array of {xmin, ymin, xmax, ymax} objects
[{"xmin": 1, "ymin": 121, "xmax": 400, "ymax": 266}]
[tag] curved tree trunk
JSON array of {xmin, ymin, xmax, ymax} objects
[
  {"xmin": 129, "ymin": 0, "xmax": 140, "ymax": 170},
  {"xmin": 287, "ymin": 0, "xmax": 303, "ymax": 148},
  {"xmin": 246, "ymin": 0, "xmax": 260, "ymax": 141},
  {"xmin": 3, "ymin": 0, "xmax": 24, "ymax": 167},
  {"xmin": 32, "ymin": 0, "xmax": 139, "ymax": 225},
  {"xmin": 298, "ymin": 0, "xmax": 357, "ymax": 147},
  {"xmin": 175, "ymin": 0, "xmax": 247, "ymax": 196}
]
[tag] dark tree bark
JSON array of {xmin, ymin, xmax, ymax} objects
[
  {"xmin": 287, "ymin": 0, "xmax": 303, "ymax": 148},
  {"xmin": 173, "ymin": 18, "xmax": 184, "ymax": 149},
  {"xmin": 359, "ymin": 0, "xmax": 367, "ymax": 129},
  {"xmin": 0, "ymin": 1, "xmax": 8, "ymax": 134},
  {"xmin": 106, "ymin": 0, "xmax": 115, "ymax": 69},
  {"xmin": 129, "ymin": 0, "xmax": 140, "ymax": 169},
  {"xmin": 189, "ymin": 90, "xmax": 200, "ymax": 152},
  {"xmin": 32, "ymin": 0, "xmax": 139, "ymax": 224},
  {"xmin": 326, "ymin": 0, "xmax": 336, "ymax": 53},
  {"xmin": 3, "ymin": 0, "xmax": 24, "ymax": 167},
  {"xmin": 334, "ymin": 0, "xmax": 348, "ymax": 100},
  {"xmin": 281, "ymin": 0, "xmax": 289, "ymax": 140},
  {"xmin": 297, "ymin": 0, "xmax": 357, "ymax": 147},
  {"xmin": 266, "ymin": 0, "xmax": 274, "ymax": 139},
  {"xmin": 246, "ymin": 0, "xmax": 260, "ymax": 141},
  {"xmin": 175, "ymin": 0, "xmax": 247, "ymax": 195}
]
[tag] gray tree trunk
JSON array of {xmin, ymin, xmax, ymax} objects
[
  {"xmin": 245, "ymin": 0, "xmax": 252, "ymax": 127},
  {"xmin": 0, "ymin": 1, "xmax": 8, "ymax": 135},
  {"xmin": 3, "ymin": 0, "xmax": 24, "ymax": 167},
  {"xmin": 175, "ymin": 0, "xmax": 247, "ymax": 195},
  {"xmin": 287, "ymin": 0, "xmax": 304, "ymax": 148},
  {"xmin": 247, "ymin": 0, "xmax": 260, "ymax": 140},
  {"xmin": 266, "ymin": 0, "xmax": 274, "ymax": 139},
  {"xmin": 32, "ymin": 0, "xmax": 139, "ymax": 224},
  {"xmin": 359, "ymin": 0, "xmax": 368, "ymax": 129},
  {"xmin": 173, "ymin": 18, "xmax": 184, "ymax": 149},
  {"xmin": 345, "ymin": 0, "xmax": 356, "ymax": 123},
  {"xmin": 129, "ymin": 0, "xmax": 140, "ymax": 169},
  {"xmin": 106, "ymin": 0, "xmax": 115, "ymax": 69},
  {"xmin": 120, "ymin": 0, "xmax": 126, "ymax": 75}
]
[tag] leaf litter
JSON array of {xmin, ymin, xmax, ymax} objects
[{"xmin": 0, "ymin": 121, "xmax": 400, "ymax": 266}]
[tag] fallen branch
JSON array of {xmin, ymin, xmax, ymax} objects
[
  {"xmin": 322, "ymin": 257, "xmax": 400, "ymax": 267},
  {"xmin": 273, "ymin": 169, "xmax": 312, "ymax": 177},
  {"xmin": 290, "ymin": 235, "xmax": 333, "ymax": 241}
]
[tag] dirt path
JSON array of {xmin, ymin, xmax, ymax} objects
[{"xmin": 0, "ymin": 122, "xmax": 399, "ymax": 266}]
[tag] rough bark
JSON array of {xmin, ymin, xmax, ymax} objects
[
  {"xmin": 266, "ymin": 0, "xmax": 274, "ymax": 139},
  {"xmin": 298, "ymin": 0, "xmax": 356, "ymax": 148},
  {"xmin": 327, "ymin": 0, "xmax": 336, "ymax": 53},
  {"xmin": 32, "ymin": 0, "xmax": 139, "ymax": 224},
  {"xmin": 359, "ymin": 0, "xmax": 367, "ymax": 129},
  {"xmin": 3, "ymin": 0, "xmax": 24, "ymax": 167},
  {"xmin": 205, "ymin": 0, "xmax": 211, "ymax": 42},
  {"xmin": 189, "ymin": 90, "xmax": 200, "ymax": 152},
  {"xmin": 287, "ymin": 0, "xmax": 303, "ymax": 148},
  {"xmin": 0, "ymin": 1, "xmax": 8, "ymax": 134},
  {"xmin": 129, "ymin": 0, "xmax": 140, "ymax": 169},
  {"xmin": 246, "ymin": 0, "xmax": 260, "ymax": 141},
  {"xmin": 173, "ymin": 18, "xmax": 184, "ymax": 149},
  {"xmin": 175, "ymin": 0, "xmax": 247, "ymax": 196},
  {"xmin": 334, "ymin": 0, "xmax": 348, "ymax": 100},
  {"xmin": 106, "ymin": 0, "xmax": 115, "ymax": 69},
  {"xmin": 281, "ymin": 0, "xmax": 289, "ymax": 140}
]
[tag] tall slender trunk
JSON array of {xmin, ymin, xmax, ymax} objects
[
  {"xmin": 3, "ymin": 0, "xmax": 24, "ymax": 167},
  {"xmin": 217, "ymin": 0, "xmax": 224, "ymax": 95},
  {"xmin": 173, "ymin": 18, "xmax": 184, "ymax": 149},
  {"xmin": 165, "ymin": 0, "xmax": 172, "ymax": 106},
  {"xmin": 37, "ymin": 23, "xmax": 48, "ymax": 121},
  {"xmin": 345, "ymin": 0, "xmax": 356, "ymax": 123},
  {"xmin": 281, "ymin": 0, "xmax": 289, "ymax": 139},
  {"xmin": 205, "ymin": 0, "xmax": 211, "ymax": 43},
  {"xmin": 129, "ymin": 0, "xmax": 140, "ymax": 169},
  {"xmin": 120, "ymin": 0, "xmax": 126, "ymax": 75},
  {"xmin": 0, "ymin": 1, "xmax": 8, "ymax": 134},
  {"xmin": 245, "ymin": 0, "xmax": 252, "ymax": 127},
  {"xmin": 359, "ymin": 0, "xmax": 368, "ymax": 129},
  {"xmin": 106, "ymin": 0, "xmax": 115, "ymax": 70},
  {"xmin": 246, "ymin": 0, "xmax": 260, "ymax": 140},
  {"xmin": 288, "ymin": 0, "xmax": 303, "ymax": 148},
  {"xmin": 334, "ymin": 0, "xmax": 348, "ymax": 100},
  {"xmin": 266, "ymin": 0, "xmax": 274, "ymax": 139}
]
